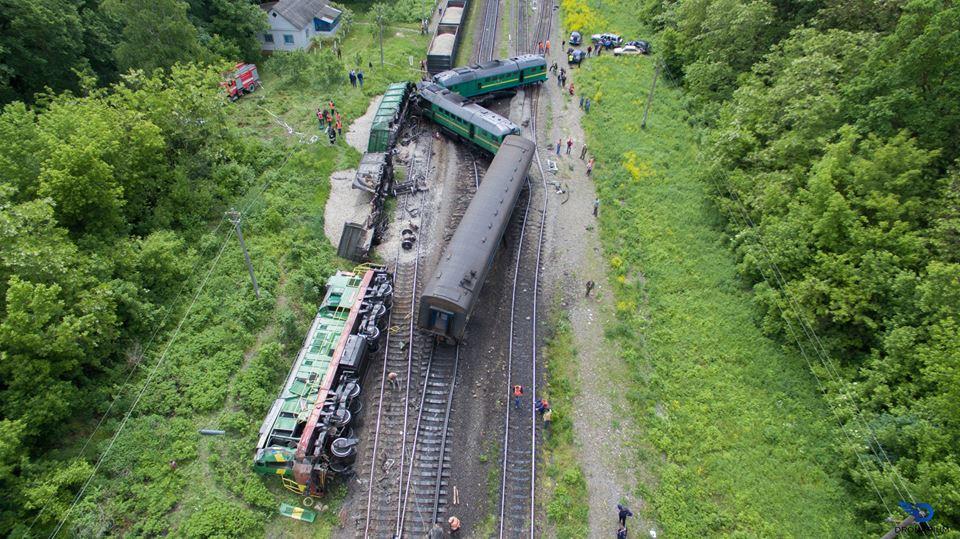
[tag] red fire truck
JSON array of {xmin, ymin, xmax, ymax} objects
[{"xmin": 222, "ymin": 63, "xmax": 261, "ymax": 101}]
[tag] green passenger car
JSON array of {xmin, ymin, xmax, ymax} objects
[
  {"xmin": 433, "ymin": 55, "xmax": 547, "ymax": 98},
  {"xmin": 417, "ymin": 82, "xmax": 521, "ymax": 154}
]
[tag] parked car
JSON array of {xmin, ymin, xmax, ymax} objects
[
  {"xmin": 613, "ymin": 45, "xmax": 644, "ymax": 56},
  {"xmin": 567, "ymin": 49, "xmax": 587, "ymax": 65},
  {"xmin": 626, "ymin": 40, "xmax": 651, "ymax": 54},
  {"xmin": 570, "ymin": 31, "xmax": 582, "ymax": 46},
  {"xmin": 590, "ymin": 33, "xmax": 622, "ymax": 47}
]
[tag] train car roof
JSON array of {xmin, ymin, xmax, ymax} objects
[
  {"xmin": 433, "ymin": 55, "xmax": 545, "ymax": 87},
  {"xmin": 418, "ymin": 82, "xmax": 519, "ymax": 136},
  {"xmin": 423, "ymin": 135, "xmax": 535, "ymax": 305}
]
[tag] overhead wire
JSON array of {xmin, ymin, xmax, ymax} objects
[
  {"xmin": 703, "ymin": 167, "xmax": 928, "ymax": 532},
  {"xmin": 48, "ymin": 226, "xmax": 235, "ymax": 538}
]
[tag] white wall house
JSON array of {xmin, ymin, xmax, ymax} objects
[{"xmin": 259, "ymin": 0, "xmax": 343, "ymax": 52}]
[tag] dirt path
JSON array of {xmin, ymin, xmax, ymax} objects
[{"xmin": 539, "ymin": 34, "xmax": 652, "ymax": 539}]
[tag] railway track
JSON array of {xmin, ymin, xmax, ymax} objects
[
  {"xmin": 496, "ymin": 1, "xmax": 554, "ymax": 537},
  {"xmin": 473, "ymin": 0, "xmax": 502, "ymax": 63},
  {"xmin": 359, "ymin": 131, "xmax": 434, "ymax": 538},
  {"xmin": 397, "ymin": 341, "xmax": 460, "ymax": 535}
]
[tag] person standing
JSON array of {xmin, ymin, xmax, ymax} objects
[
  {"xmin": 543, "ymin": 408, "xmax": 553, "ymax": 431},
  {"xmin": 569, "ymin": 83, "xmax": 575, "ymax": 96},
  {"xmin": 336, "ymin": 46, "xmax": 342, "ymax": 60},
  {"xmin": 513, "ymin": 385, "xmax": 524, "ymax": 409},
  {"xmin": 357, "ymin": 70, "xmax": 365, "ymax": 88},
  {"xmin": 579, "ymin": 95, "xmax": 584, "ymax": 109},
  {"xmin": 580, "ymin": 144, "xmax": 588, "ymax": 159},
  {"xmin": 556, "ymin": 139, "xmax": 562, "ymax": 156},
  {"xmin": 618, "ymin": 504, "xmax": 634, "ymax": 527},
  {"xmin": 593, "ymin": 197, "xmax": 600, "ymax": 216},
  {"xmin": 388, "ymin": 371, "xmax": 400, "ymax": 390},
  {"xmin": 328, "ymin": 125, "xmax": 337, "ymax": 144},
  {"xmin": 566, "ymin": 138, "xmax": 573, "ymax": 155},
  {"xmin": 585, "ymin": 97, "xmax": 592, "ymax": 113},
  {"xmin": 336, "ymin": 118, "xmax": 343, "ymax": 137},
  {"xmin": 317, "ymin": 108, "xmax": 325, "ymax": 128},
  {"xmin": 587, "ymin": 158, "xmax": 595, "ymax": 176},
  {"xmin": 585, "ymin": 280, "xmax": 595, "ymax": 297},
  {"xmin": 349, "ymin": 69, "xmax": 357, "ymax": 87},
  {"xmin": 587, "ymin": 45, "xmax": 593, "ymax": 56},
  {"xmin": 545, "ymin": 39, "xmax": 551, "ymax": 53}
]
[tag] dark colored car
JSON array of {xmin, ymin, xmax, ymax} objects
[
  {"xmin": 570, "ymin": 31, "xmax": 582, "ymax": 46},
  {"xmin": 567, "ymin": 49, "xmax": 587, "ymax": 65},
  {"xmin": 626, "ymin": 40, "xmax": 652, "ymax": 54}
]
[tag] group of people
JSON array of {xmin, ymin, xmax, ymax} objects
[
  {"xmin": 537, "ymin": 40, "xmax": 551, "ymax": 55},
  {"xmin": 348, "ymin": 69, "xmax": 365, "ymax": 88},
  {"xmin": 511, "ymin": 385, "xmax": 554, "ymax": 430},
  {"xmin": 316, "ymin": 100, "xmax": 343, "ymax": 144}
]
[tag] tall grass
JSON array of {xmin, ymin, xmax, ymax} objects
[{"xmin": 567, "ymin": 5, "xmax": 861, "ymax": 536}]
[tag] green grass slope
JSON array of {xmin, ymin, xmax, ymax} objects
[{"xmin": 569, "ymin": 15, "xmax": 862, "ymax": 539}]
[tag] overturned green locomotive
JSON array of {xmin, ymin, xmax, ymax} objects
[{"xmin": 253, "ymin": 267, "xmax": 392, "ymax": 495}]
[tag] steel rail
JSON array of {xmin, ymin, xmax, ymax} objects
[{"xmin": 362, "ymin": 132, "xmax": 432, "ymax": 537}]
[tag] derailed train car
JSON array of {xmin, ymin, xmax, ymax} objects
[
  {"xmin": 417, "ymin": 136, "xmax": 536, "ymax": 342},
  {"xmin": 253, "ymin": 268, "xmax": 392, "ymax": 495},
  {"xmin": 432, "ymin": 54, "xmax": 547, "ymax": 98},
  {"xmin": 416, "ymin": 82, "xmax": 520, "ymax": 154}
]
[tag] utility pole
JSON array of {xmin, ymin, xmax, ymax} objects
[
  {"xmin": 226, "ymin": 208, "xmax": 260, "ymax": 299},
  {"xmin": 880, "ymin": 515, "xmax": 916, "ymax": 539},
  {"xmin": 641, "ymin": 59, "xmax": 662, "ymax": 129}
]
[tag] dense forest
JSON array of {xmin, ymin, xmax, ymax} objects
[{"xmin": 644, "ymin": 0, "xmax": 960, "ymax": 528}]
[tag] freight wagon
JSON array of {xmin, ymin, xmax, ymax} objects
[
  {"xmin": 253, "ymin": 268, "xmax": 392, "ymax": 496},
  {"xmin": 426, "ymin": 0, "xmax": 469, "ymax": 74}
]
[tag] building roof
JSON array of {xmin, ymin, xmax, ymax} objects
[{"xmin": 261, "ymin": 0, "xmax": 342, "ymax": 30}]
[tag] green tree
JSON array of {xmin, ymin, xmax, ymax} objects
[
  {"xmin": 104, "ymin": 0, "xmax": 201, "ymax": 73},
  {"xmin": 0, "ymin": 0, "xmax": 86, "ymax": 102}
]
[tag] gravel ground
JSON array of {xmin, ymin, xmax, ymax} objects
[
  {"xmin": 345, "ymin": 95, "xmax": 383, "ymax": 153},
  {"xmin": 536, "ymin": 26, "xmax": 655, "ymax": 539},
  {"xmin": 322, "ymin": 168, "xmax": 373, "ymax": 249}
]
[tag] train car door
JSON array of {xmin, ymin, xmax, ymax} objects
[
  {"xmin": 428, "ymin": 308, "xmax": 453, "ymax": 335},
  {"xmin": 469, "ymin": 123, "xmax": 476, "ymax": 140},
  {"xmin": 519, "ymin": 68, "xmax": 525, "ymax": 84}
]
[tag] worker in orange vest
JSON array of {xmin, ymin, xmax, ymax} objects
[{"xmin": 512, "ymin": 384, "xmax": 524, "ymax": 409}]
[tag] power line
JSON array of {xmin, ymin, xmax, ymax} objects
[
  {"xmin": 703, "ymin": 169, "xmax": 929, "ymax": 534},
  {"xmin": 48, "ymin": 228, "xmax": 234, "ymax": 539}
]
